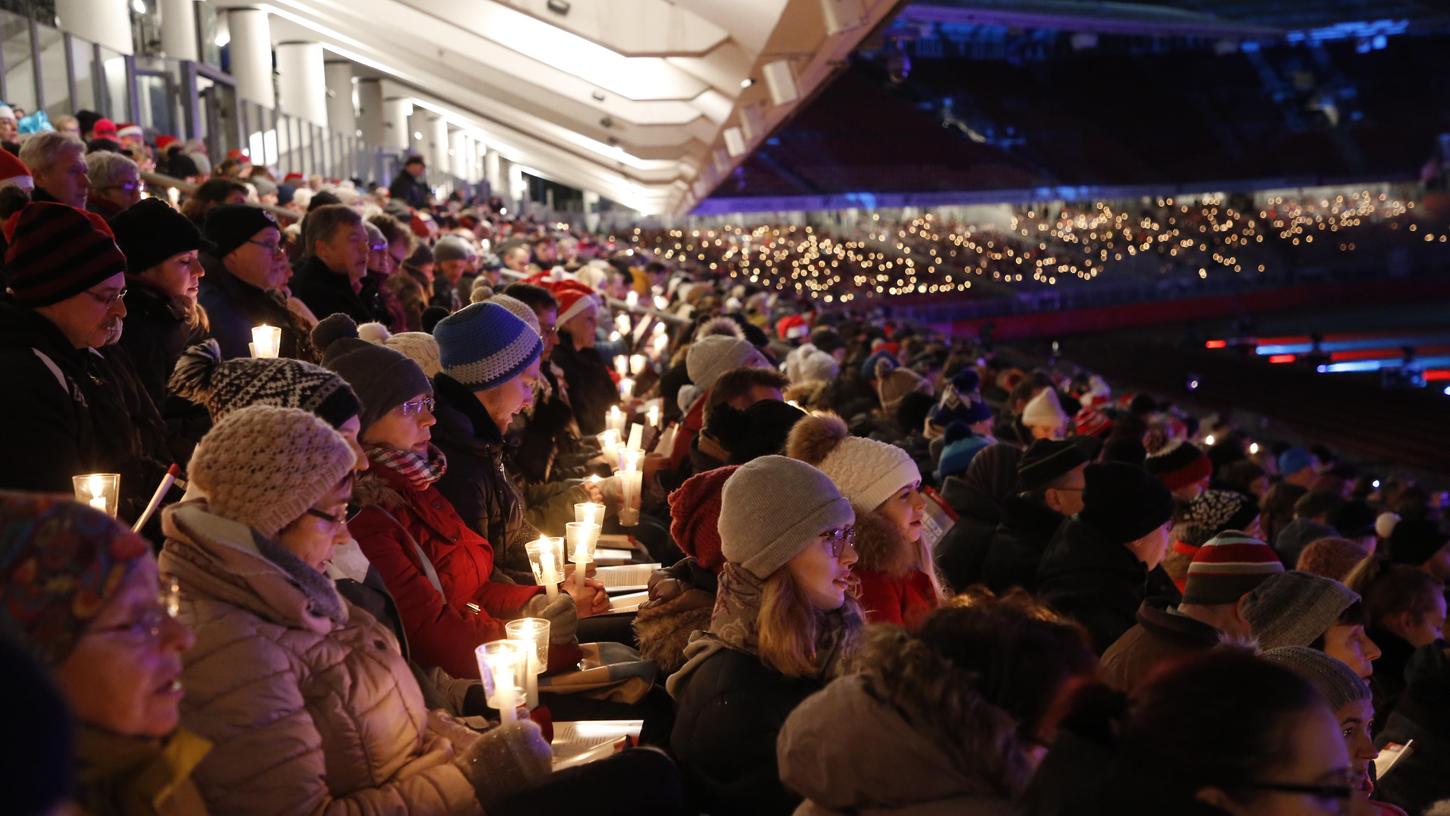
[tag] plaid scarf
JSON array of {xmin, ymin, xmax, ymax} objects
[{"xmin": 366, "ymin": 443, "xmax": 448, "ymax": 491}]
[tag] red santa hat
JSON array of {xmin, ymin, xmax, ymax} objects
[
  {"xmin": 0, "ymin": 150, "xmax": 33, "ymax": 191},
  {"xmin": 155, "ymin": 135, "xmax": 179, "ymax": 152},
  {"xmin": 116, "ymin": 123, "xmax": 143, "ymax": 140},
  {"xmin": 549, "ymin": 280, "xmax": 599, "ymax": 326}
]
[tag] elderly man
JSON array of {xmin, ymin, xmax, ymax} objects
[
  {"xmin": 19, "ymin": 132, "xmax": 89, "ymax": 207},
  {"xmin": 292, "ymin": 203, "xmax": 372, "ymax": 323},
  {"xmin": 84, "ymin": 151, "xmax": 142, "ymax": 218},
  {"xmin": 0, "ymin": 203, "xmax": 131, "ymax": 492},
  {"xmin": 198, "ymin": 204, "xmax": 311, "ymax": 361}
]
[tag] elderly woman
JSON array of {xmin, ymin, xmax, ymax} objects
[
  {"xmin": 159, "ymin": 405, "xmax": 550, "ymax": 813},
  {"xmin": 84, "ymin": 150, "xmax": 142, "ymax": 218},
  {"xmin": 0, "ymin": 491, "xmax": 206, "ymax": 815}
]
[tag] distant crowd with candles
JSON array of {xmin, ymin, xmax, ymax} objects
[{"xmin": 1, "ymin": 137, "xmax": 1449, "ymax": 816}]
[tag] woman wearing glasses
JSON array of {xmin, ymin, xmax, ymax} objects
[
  {"xmin": 788, "ymin": 412, "xmax": 945, "ymax": 629},
  {"xmin": 159, "ymin": 405, "xmax": 541, "ymax": 813},
  {"xmin": 0, "ymin": 491, "xmax": 205, "ymax": 815},
  {"xmin": 316, "ymin": 318, "xmax": 598, "ymax": 683},
  {"xmin": 668, "ymin": 455, "xmax": 861, "ymax": 816}
]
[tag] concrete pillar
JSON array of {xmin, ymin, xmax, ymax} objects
[
  {"xmin": 276, "ymin": 42, "xmax": 327, "ymax": 125},
  {"xmin": 227, "ymin": 9, "xmax": 274, "ymax": 109},
  {"xmin": 324, "ymin": 60, "xmax": 355, "ymax": 135},
  {"xmin": 159, "ymin": 0, "xmax": 198, "ymax": 62},
  {"xmin": 55, "ymin": 0, "xmax": 132, "ymax": 55},
  {"xmin": 427, "ymin": 115, "xmax": 449, "ymax": 178},
  {"xmin": 582, "ymin": 190, "xmax": 601, "ymax": 232},
  {"xmin": 484, "ymin": 148, "xmax": 502, "ymax": 196},
  {"xmin": 448, "ymin": 128, "xmax": 467, "ymax": 180},
  {"xmin": 357, "ymin": 78, "xmax": 383, "ymax": 143},
  {"xmin": 405, "ymin": 109, "xmax": 427, "ymax": 156},
  {"xmin": 381, "ymin": 96, "xmax": 410, "ymax": 151}
]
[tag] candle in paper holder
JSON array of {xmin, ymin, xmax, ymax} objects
[
  {"xmin": 605, "ymin": 406, "xmax": 627, "ymax": 435},
  {"xmin": 613, "ymin": 355, "xmax": 629, "ymax": 377},
  {"xmin": 614, "ymin": 314, "xmax": 632, "ymax": 336},
  {"xmin": 566, "ymin": 521, "xmax": 601, "ymax": 584},
  {"xmin": 651, "ymin": 333, "xmax": 669, "ymax": 357},
  {"xmin": 72, "ymin": 473, "xmax": 120, "ymax": 517},
  {"xmin": 476, "ymin": 640, "xmax": 528, "ymax": 723},
  {"xmin": 250, "ymin": 324, "xmax": 281, "ymax": 358},
  {"xmin": 525, "ymin": 537, "xmax": 564, "ymax": 601},
  {"xmin": 617, "ymin": 454, "xmax": 643, "ymax": 528},
  {"xmin": 504, "ymin": 618, "xmax": 550, "ymax": 709}
]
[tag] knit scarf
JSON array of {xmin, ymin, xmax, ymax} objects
[
  {"xmin": 366, "ymin": 443, "xmax": 448, "ymax": 491},
  {"xmin": 666, "ymin": 562, "xmax": 863, "ymax": 697}
]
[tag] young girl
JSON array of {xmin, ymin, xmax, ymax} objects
[{"xmin": 789, "ymin": 412, "xmax": 945, "ymax": 627}]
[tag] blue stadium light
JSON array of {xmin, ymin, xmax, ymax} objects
[{"xmin": 1316, "ymin": 360, "xmax": 1386, "ymax": 373}]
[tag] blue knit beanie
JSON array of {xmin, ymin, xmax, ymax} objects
[
  {"xmin": 937, "ymin": 434, "xmax": 991, "ymax": 481},
  {"xmin": 433, "ymin": 301, "xmax": 542, "ymax": 391}
]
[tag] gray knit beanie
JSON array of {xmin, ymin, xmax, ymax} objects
[
  {"xmin": 718, "ymin": 455, "xmax": 855, "ymax": 579},
  {"xmin": 1262, "ymin": 646, "xmax": 1371, "ymax": 712},
  {"xmin": 687, "ymin": 335, "xmax": 768, "ymax": 394},
  {"xmin": 189, "ymin": 405, "xmax": 357, "ymax": 537},
  {"xmin": 433, "ymin": 236, "xmax": 475, "ymax": 263},
  {"xmin": 1243, "ymin": 571, "xmax": 1360, "ymax": 650},
  {"xmin": 313, "ymin": 313, "xmax": 432, "ymax": 431}
]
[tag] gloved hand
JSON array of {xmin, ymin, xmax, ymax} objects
[
  {"xmin": 522, "ymin": 591, "xmax": 579, "ymax": 644},
  {"xmin": 449, "ymin": 719, "xmax": 552, "ymax": 808}
]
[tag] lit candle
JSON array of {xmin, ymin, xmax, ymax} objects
[
  {"xmin": 606, "ymin": 406, "xmax": 627, "ymax": 435},
  {"xmin": 625, "ymin": 290, "xmax": 639, "ymax": 308},
  {"xmin": 629, "ymin": 354, "xmax": 647, "ymax": 376},
  {"xmin": 72, "ymin": 473, "xmax": 120, "ymax": 518},
  {"xmin": 651, "ymin": 333, "xmax": 669, "ymax": 357},
  {"xmin": 615, "ymin": 314, "xmax": 632, "ymax": 335},
  {"xmin": 525, "ymin": 537, "xmax": 563, "ymax": 601},
  {"xmin": 574, "ymin": 501, "xmax": 605, "ymax": 527},
  {"xmin": 620, "ymin": 447, "xmax": 641, "ymax": 474},
  {"xmin": 618, "ymin": 377, "xmax": 634, "ymax": 400},
  {"xmin": 251, "ymin": 324, "xmax": 281, "ymax": 358},
  {"xmin": 626, "ymin": 423, "xmax": 644, "ymax": 454},
  {"xmin": 505, "ymin": 618, "xmax": 550, "ymax": 709},
  {"xmin": 167, "ymin": 187, "xmax": 180, "ymax": 206},
  {"xmin": 646, "ymin": 403, "xmax": 662, "ymax": 429},
  {"xmin": 476, "ymin": 641, "xmax": 526, "ymax": 723},
  {"xmin": 613, "ymin": 355, "xmax": 629, "ymax": 377},
  {"xmin": 566, "ymin": 521, "xmax": 601, "ymax": 587},
  {"xmin": 653, "ymin": 295, "xmax": 669, "ymax": 311}
]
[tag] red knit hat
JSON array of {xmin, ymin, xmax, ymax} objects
[
  {"xmin": 284, "ymin": 172, "xmax": 304, "ymax": 183},
  {"xmin": 775, "ymin": 313, "xmax": 809, "ymax": 341},
  {"xmin": 668, "ymin": 466, "xmax": 738, "ymax": 573},
  {"xmin": 0, "ymin": 149, "xmax": 31, "ymax": 191},
  {"xmin": 1074, "ymin": 406, "xmax": 1113, "ymax": 439},
  {"xmin": 1181, "ymin": 531, "xmax": 1284, "ymax": 605},
  {"xmin": 1144, "ymin": 439, "xmax": 1212, "ymax": 491},
  {"xmin": 154, "ymin": 134, "xmax": 179, "ymax": 152},
  {"xmin": 3, "ymin": 203, "xmax": 126, "ymax": 305},
  {"xmin": 90, "ymin": 118, "xmax": 117, "ymax": 138}
]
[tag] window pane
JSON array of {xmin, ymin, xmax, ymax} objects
[
  {"xmin": 1, "ymin": 10, "xmax": 34, "ymax": 112},
  {"xmin": 69, "ymin": 37, "xmax": 94, "ymax": 114},
  {"xmin": 35, "ymin": 23, "xmax": 66, "ymax": 119},
  {"xmin": 97, "ymin": 46, "xmax": 126, "ymax": 120}
]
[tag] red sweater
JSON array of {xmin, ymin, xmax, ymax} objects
[
  {"xmin": 855, "ymin": 567, "xmax": 938, "ymax": 629},
  {"xmin": 348, "ymin": 463, "xmax": 543, "ymax": 679}
]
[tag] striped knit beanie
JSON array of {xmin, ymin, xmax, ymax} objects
[
  {"xmin": 1243, "ymin": 571, "xmax": 1358, "ymax": 650},
  {"xmin": 1180, "ymin": 530, "xmax": 1284, "ymax": 606},
  {"xmin": 3, "ymin": 203, "xmax": 127, "ymax": 305},
  {"xmin": 1144, "ymin": 439, "xmax": 1212, "ymax": 491},
  {"xmin": 433, "ymin": 301, "xmax": 542, "ymax": 392}
]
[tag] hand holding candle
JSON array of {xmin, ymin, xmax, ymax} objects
[
  {"xmin": 476, "ymin": 641, "xmax": 528, "ymax": 723},
  {"xmin": 525, "ymin": 537, "xmax": 564, "ymax": 601},
  {"xmin": 618, "ymin": 454, "xmax": 643, "ymax": 527},
  {"xmin": 565, "ymin": 521, "xmax": 601, "ymax": 587},
  {"xmin": 504, "ymin": 618, "xmax": 550, "ymax": 709}
]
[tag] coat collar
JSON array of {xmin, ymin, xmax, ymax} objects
[
  {"xmin": 1134, "ymin": 600, "xmax": 1224, "ymax": 648},
  {"xmin": 74, "ymin": 725, "xmax": 212, "ymax": 816}
]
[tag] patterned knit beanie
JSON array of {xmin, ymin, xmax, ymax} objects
[
  {"xmin": 928, "ymin": 367, "xmax": 993, "ymax": 429},
  {"xmin": 3, "ymin": 203, "xmax": 127, "ymax": 305},
  {"xmin": 0, "ymin": 491, "xmax": 150, "ymax": 665},
  {"xmin": 1180, "ymin": 531, "xmax": 1284, "ymax": 605},
  {"xmin": 169, "ymin": 339, "xmax": 360, "ymax": 428},
  {"xmin": 489, "ymin": 294, "xmax": 542, "ymax": 336},
  {"xmin": 188, "ymin": 405, "xmax": 357, "ymax": 537},
  {"xmin": 381, "ymin": 332, "xmax": 442, "ymax": 378},
  {"xmin": 433, "ymin": 301, "xmax": 542, "ymax": 392},
  {"xmin": 1262, "ymin": 646, "xmax": 1370, "ymax": 712},
  {"xmin": 787, "ymin": 412, "xmax": 921, "ymax": 512},
  {"xmin": 719, "ymin": 456, "xmax": 854, "ymax": 579}
]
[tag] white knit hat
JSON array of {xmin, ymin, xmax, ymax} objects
[
  {"xmin": 785, "ymin": 343, "xmax": 840, "ymax": 384},
  {"xmin": 356, "ymin": 321, "xmax": 391, "ymax": 343},
  {"xmin": 381, "ymin": 332, "xmax": 442, "ymax": 378},
  {"xmin": 188, "ymin": 405, "xmax": 357, "ymax": 537},
  {"xmin": 788, "ymin": 413, "xmax": 921, "ymax": 512},
  {"xmin": 686, "ymin": 335, "xmax": 768, "ymax": 394},
  {"xmin": 1022, "ymin": 388, "xmax": 1069, "ymax": 430}
]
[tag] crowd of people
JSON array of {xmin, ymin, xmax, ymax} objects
[{"xmin": 0, "ymin": 119, "xmax": 1448, "ymax": 816}]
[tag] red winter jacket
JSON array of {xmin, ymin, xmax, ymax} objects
[
  {"xmin": 348, "ymin": 460, "xmax": 542, "ymax": 679},
  {"xmin": 855, "ymin": 567, "xmax": 937, "ymax": 630}
]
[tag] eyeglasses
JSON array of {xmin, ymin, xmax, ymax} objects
[
  {"xmin": 399, "ymin": 396, "xmax": 436, "ymax": 417},
  {"xmin": 246, "ymin": 238, "xmax": 286, "ymax": 256},
  {"xmin": 1236, "ymin": 774, "xmax": 1354, "ymax": 806},
  {"xmin": 821, "ymin": 525, "xmax": 857, "ymax": 558},
  {"xmin": 304, "ymin": 506, "xmax": 350, "ymax": 526},
  {"xmin": 86, "ymin": 578, "xmax": 181, "ymax": 641},
  {"xmin": 105, "ymin": 181, "xmax": 140, "ymax": 193},
  {"xmin": 369, "ymin": 242, "xmax": 389, "ymax": 253},
  {"xmin": 83, "ymin": 286, "xmax": 127, "ymax": 308}
]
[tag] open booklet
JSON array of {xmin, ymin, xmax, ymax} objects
[
  {"xmin": 551, "ymin": 720, "xmax": 643, "ymax": 770},
  {"xmin": 607, "ymin": 590, "xmax": 649, "ymax": 613},
  {"xmin": 594, "ymin": 563, "xmax": 662, "ymax": 592}
]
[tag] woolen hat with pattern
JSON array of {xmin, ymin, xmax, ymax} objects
[
  {"xmin": 928, "ymin": 367, "xmax": 993, "ymax": 429},
  {"xmin": 3, "ymin": 203, "xmax": 127, "ymax": 306},
  {"xmin": 1144, "ymin": 439, "xmax": 1212, "ymax": 491},
  {"xmin": 313, "ymin": 313, "xmax": 432, "ymax": 430},
  {"xmin": 687, "ymin": 335, "xmax": 769, "ymax": 394},
  {"xmin": 1079, "ymin": 462, "xmax": 1175, "ymax": 545},
  {"xmin": 1243, "ymin": 571, "xmax": 1359, "ymax": 650},
  {"xmin": 204, "ymin": 204, "xmax": 279, "ymax": 258},
  {"xmin": 380, "ymin": 331, "xmax": 442, "ymax": 378},
  {"xmin": 489, "ymin": 294, "xmax": 542, "ymax": 336},
  {"xmin": 718, "ymin": 455, "xmax": 854, "ymax": 579},
  {"xmin": 1180, "ymin": 530, "xmax": 1284, "ymax": 606},
  {"xmin": 433, "ymin": 301, "xmax": 542, "ymax": 392},
  {"xmin": 788, "ymin": 412, "xmax": 921, "ymax": 513},
  {"xmin": 1180, "ymin": 490, "xmax": 1261, "ymax": 541},
  {"xmin": 669, "ymin": 466, "xmax": 738, "ymax": 573},
  {"xmin": 1018, "ymin": 438, "xmax": 1091, "ymax": 492},
  {"xmin": 111, "ymin": 198, "xmax": 216, "ymax": 275},
  {"xmin": 878, "ymin": 365, "xmax": 931, "ymax": 419},
  {"xmin": 169, "ymin": 339, "xmax": 360, "ymax": 427},
  {"xmin": 188, "ymin": 405, "xmax": 356, "ymax": 537},
  {"xmin": 0, "ymin": 490, "xmax": 150, "ymax": 665},
  {"xmin": 1262, "ymin": 646, "xmax": 1370, "ymax": 712}
]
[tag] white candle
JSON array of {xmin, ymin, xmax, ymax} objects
[
  {"xmin": 539, "ymin": 547, "xmax": 558, "ymax": 601},
  {"xmin": 618, "ymin": 377, "xmax": 635, "ymax": 400},
  {"xmin": 72, "ymin": 473, "xmax": 120, "ymax": 518},
  {"xmin": 606, "ymin": 406, "xmax": 627, "ymax": 434},
  {"xmin": 526, "ymin": 537, "xmax": 563, "ymax": 601},
  {"xmin": 621, "ymin": 447, "xmax": 641, "ymax": 474},
  {"xmin": 646, "ymin": 404, "xmax": 662, "ymax": 428},
  {"xmin": 505, "ymin": 619, "xmax": 550, "ymax": 709},
  {"xmin": 613, "ymin": 355, "xmax": 629, "ymax": 377},
  {"xmin": 625, "ymin": 290, "xmax": 639, "ymax": 308},
  {"xmin": 627, "ymin": 423, "xmax": 644, "ymax": 453},
  {"xmin": 618, "ymin": 470, "xmax": 643, "ymax": 527},
  {"xmin": 654, "ymin": 295, "xmax": 669, "ymax": 311},
  {"xmin": 251, "ymin": 324, "xmax": 281, "ymax": 358},
  {"xmin": 629, "ymin": 354, "xmax": 647, "ymax": 376},
  {"xmin": 574, "ymin": 502, "xmax": 604, "ymax": 527},
  {"xmin": 651, "ymin": 333, "xmax": 669, "ymax": 357},
  {"xmin": 476, "ymin": 641, "xmax": 526, "ymax": 723},
  {"xmin": 615, "ymin": 314, "xmax": 632, "ymax": 335}
]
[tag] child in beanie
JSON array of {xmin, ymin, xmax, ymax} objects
[{"xmin": 787, "ymin": 412, "xmax": 944, "ymax": 628}]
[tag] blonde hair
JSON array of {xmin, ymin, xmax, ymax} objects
[{"xmin": 756, "ymin": 569, "xmax": 860, "ymax": 679}]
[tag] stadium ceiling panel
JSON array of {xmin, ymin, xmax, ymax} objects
[{"xmin": 217, "ymin": 0, "xmax": 906, "ymax": 214}]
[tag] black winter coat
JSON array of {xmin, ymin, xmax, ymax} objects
[
  {"xmin": 388, "ymin": 170, "xmax": 431, "ymax": 209},
  {"xmin": 1374, "ymin": 643, "xmax": 1450, "ymax": 815},
  {"xmin": 552, "ymin": 335, "xmax": 617, "ymax": 436},
  {"xmin": 670, "ymin": 647, "xmax": 822, "ymax": 816},
  {"xmin": 196, "ymin": 254, "xmax": 309, "ymax": 361},
  {"xmin": 430, "ymin": 372, "xmax": 534, "ymax": 579},
  {"xmin": 982, "ymin": 495, "xmax": 1065, "ymax": 594},
  {"xmin": 934, "ymin": 475, "xmax": 1003, "ymax": 592},
  {"xmin": 1037, "ymin": 517, "xmax": 1176, "ymax": 653},
  {"xmin": 514, "ymin": 364, "xmax": 589, "ymax": 485},
  {"xmin": 116, "ymin": 284, "xmax": 211, "ymax": 466},
  {"xmin": 291, "ymin": 255, "xmax": 372, "ymax": 325}
]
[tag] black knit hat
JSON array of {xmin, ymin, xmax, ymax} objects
[
  {"xmin": 709, "ymin": 398, "xmax": 807, "ymax": 465},
  {"xmin": 111, "ymin": 198, "xmax": 215, "ymax": 274},
  {"xmin": 204, "ymin": 204, "xmax": 279, "ymax": 258},
  {"xmin": 1018, "ymin": 438, "xmax": 1090, "ymax": 492},
  {"xmin": 313, "ymin": 314, "xmax": 432, "ymax": 432},
  {"xmin": 3, "ymin": 203, "xmax": 127, "ymax": 305},
  {"xmin": 1079, "ymin": 462, "xmax": 1175, "ymax": 545},
  {"xmin": 1388, "ymin": 518, "xmax": 1448, "ymax": 567}
]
